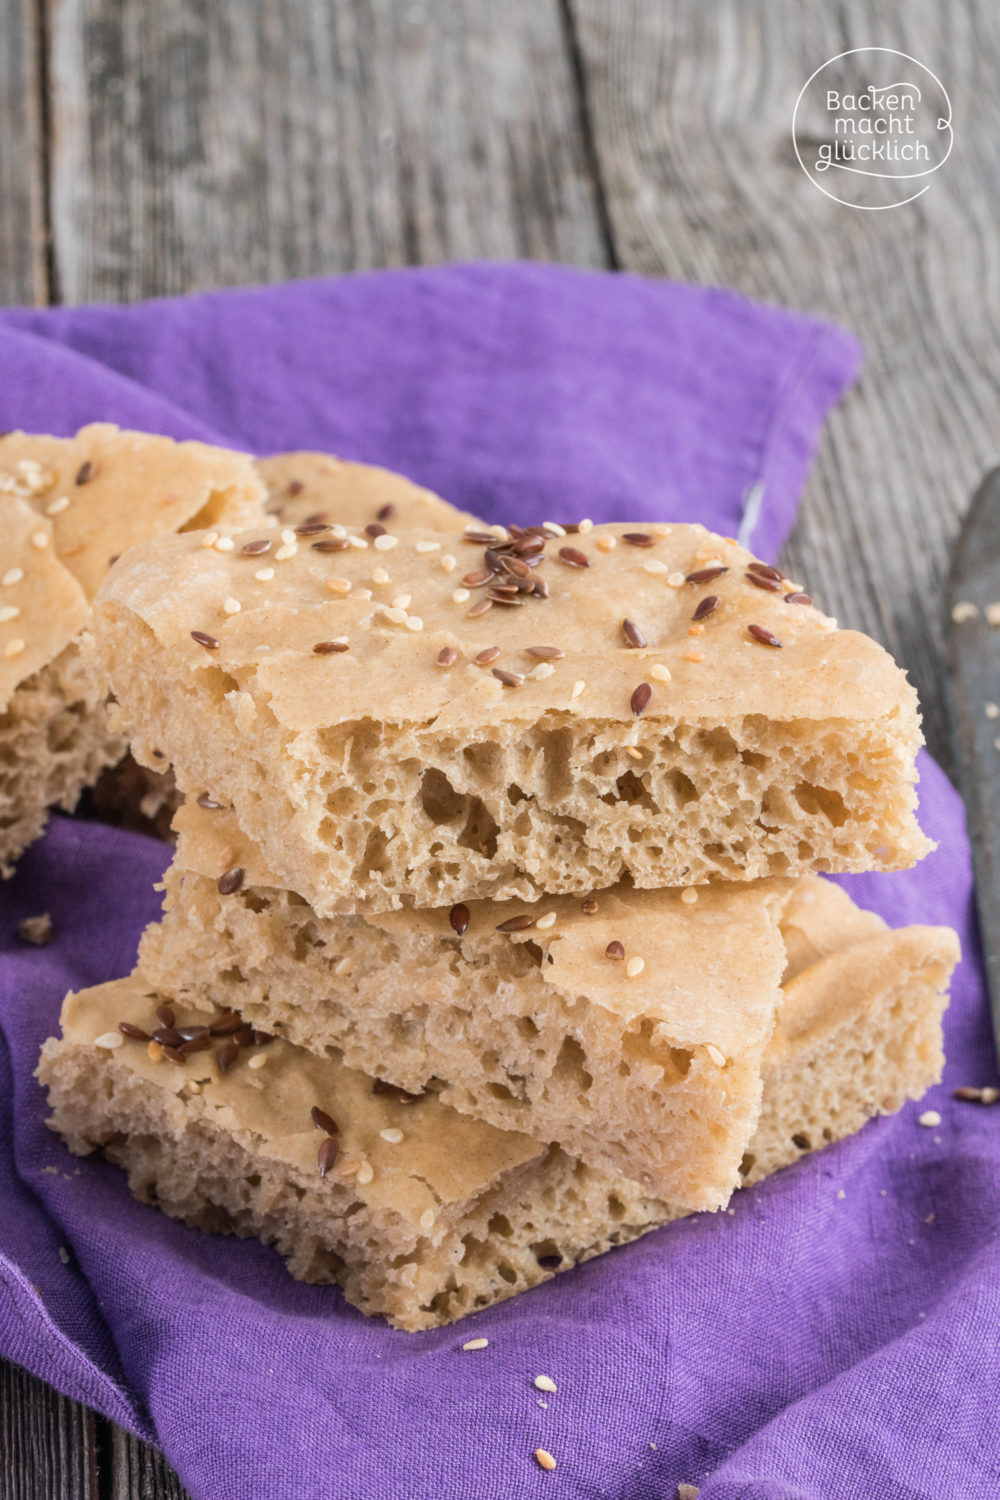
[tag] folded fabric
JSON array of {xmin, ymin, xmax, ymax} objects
[{"xmin": 1, "ymin": 266, "xmax": 994, "ymax": 1500}]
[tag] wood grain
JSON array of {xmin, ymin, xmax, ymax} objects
[
  {"xmin": 0, "ymin": 1360, "xmax": 98, "ymax": 1498},
  {"xmin": 569, "ymin": 0, "xmax": 1000, "ymax": 770},
  {"xmin": 106, "ymin": 1429, "xmax": 190, "ymax": 1500},
  {"xmin": 0, "ymin": 0, "xmax": 48, "ymax": 302},
  {"xmin": 47, "ymin": 0, "xmax": 608, "ymax": 303}
]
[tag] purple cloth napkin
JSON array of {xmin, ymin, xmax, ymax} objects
[{"xmin": 0, "ymin": 265, "xmax": 991, "ymax": 1500}]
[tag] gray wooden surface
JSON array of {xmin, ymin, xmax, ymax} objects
[{"xmin": 0, "ymin": 1, "xmax": 993, "ymax": 1494}]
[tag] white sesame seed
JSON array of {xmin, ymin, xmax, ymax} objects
[
  {"xmin": 462, "ymin": 1338, "xmax": 489, "ymax": 1351},
  {"xmin": 650, "ymin": 663, "xmax": 672, "ymax": 683},
  {"xmin": 530, "ymin": 662, "xmax": 556, "ymax": 680},
  {"xmin": 1, "ymin": 568, "xmax": 24, "ymax": 587},
  {"xmin": 987, "ymin": 602, "xmax": 1000, "ymax": 627},
  {"xmin": 625, "ymin": 956, "xmax": 645, "ymax": 978},
  {"xmin": 578, "ymin": 518, "xmax": 593, "ymax": 534},
  {"xmin": 94, "ymin": 1032, "xmax": 124, "ymax": 1050},
  {"xmin": 951, "ymin": 601, "xmax": 978, "ymax": 623},
  {"xmin": 281, "ymin": 528, "xmax": 296, "ymax": 545},
  {"xmin": 214, "ymin": 536, "xmax": 235, "ymax": 553},
  {"xmin": 372, "ymin": 567, "xmax": 391, "ymax": 585},
  {"xmin": 374, "ymin": 533, "xmax": 398, "ymax": 551},
  {"xmin": 46, "ymin": 496, "xmax": 70, "ymax": 515},
  {"xmin": 596, "ymin": 535, "xmax": 617, "ymax": 553},
  {"xmin": 3, "ymin": 638, "xmax": 25, "ymax": 659},
  {"xmin": 986, "ymin": 702, "xmax": 999, "ymax": 720},
  {"xmin": 918, "ymin": 1109, "xmax": 942, "ymax": 1127},
  {"xmin": 330, "ymin": 524, "xmax": 347, "ymax": 539},
  {"xmin": 348, "ymin": 534, "xmax": 369, "ymax": 549},
  {"xmin": 326, "ymin": 578, "xmax": 352, "ymax": 596},
  {"xmin": 0, "ymin": 605, "xmax": 20, "ymax": 623},
  {"xmin": 535, "ymin": 1449, "xmax": 557, "ymax": 1472},
  {"xmin": 201, "ymin": 532, "xmax": 219, "ymax": 548},
  {"xmin": 680, "ymin": 888, "xmax": 698, "ymax": 904},
  {"xmin": 405, "ymin": 616, "xmax": 424, "ymax": 632},
  {"xmin": 354, "ymin": 589, "xmax": 373, "ymax": 602},
  {"xmin": 356, "ymin": 1160, "xmax": 375, "ymax": 1185},
  {"xmin": 536, "ymin": 911, "xmax": 557, "ymax": 930},
  {"xmin": 440, "ymin": 554, "xmax": 457, "ymax": 573},
  {"xmin": 392, "ymin": 593, "xmax": 412, "ymax": 610},
  {"xmin": 380, "ymin": 1128, "xmax": 404, "ymax": 1143},
  {"xmin": 995, "ymin": 738, "xmax": 1000, "ymax": 753},
  {"xmin": 452, "ymin": 589, "xmax": 470, "ymax": 604},
  {"xmin": 571, "ymin": 680, "xmax": 585, "ymax": 699},
  {"xmin": 416, "ymin": 540, "xmax": 441, "ymax": 553},
  {"xmin": 667, "ymin": 571, "xmax": 685, "ymax": 587},
  {"xmin": 385, "ymin": 607, "xmax": 407, "ymax": 624},
  {"xmin": 247, "ymin": 1053, "xmax": 268, "ymax": 1070},
  {"xmin": 652, "ymin": 525, "xmax": 672, "ymax": 537},
  {"xmin": 706, "ymin": 1043, "xmax": 726, "ymax": 1068},
  {"xmin": 682, "ymin": 649, "xmax": 704, "ymax": 663},
  {"xmin": 542, "ymin": 522, "xmax": 566, "ymax": 537},
  {"xmin": 534, "ymin": 1375, "xmax": 558, "ymax": 1393},
  {"xmin": 30, "ymin": 529, "xmax": 49, "ymax": 549},
  {"xmin": 187, "ymin": 1080, "xmax": 202, "ymax": 1095},
  {"xmin": 223, "ymin": 596, "xmax": 242, "ymax": 615},
  {"xmin": 642, "ymin": 559, "xmax": 668, "ymax": 575},
  {"xmin": 274, "ymin": 543, "xmax": 297, "ymax": 561},
  {"xmin": 254, "ymin": 567, "xmax": 275, "ymax": 582},
  {"xmin": 419, "ymin": 1208, "xmax": 436, "ymax": 1230}
]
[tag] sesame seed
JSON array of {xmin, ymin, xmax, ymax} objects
[
  {"xmin": 217, "ymin": 867, "xmax": 245, "ymax": 895},
  {"xmin": 372, "ymin": 567, "xmax": 391, "ymax": 584},
  {"xmin": 530, "ymin": 662, "xmax": 555, "ymax": 680},
  {"xmin": 680, "ymin": 888, "xmax": 698, "ymax": 904},
  {"xmin": 94, "ymin": 1032, "xmax": 124, "ymax": 1050},
  {"xmin": 325, "ymin": 578, "xmax": 352, "ymax": 595},
  {"xmin": 476, "ymin": 646, "xmax": 502, "ymax": 665},
  {"xmin": 46, "ymin": 495, "xmax": 70, "ymax": 515},
  {"xmin": 688, "ymin": 624, "xmax": 705, "ymax": 637},
  {"xmin": 492, "ymin": 667, "xmax": 523, "ymax": 687},
  {"xmin": 642, "ymin": 559, "xmax": 669, "ymax": 575},
  {"xmin": 747, "ymin": 624, "xmax": 782, "ymax": 648},
  {"xmin": 706, "ymin": 1043, "xmax": 726, "ymax": 1067},
  {"xmin": 2, "ymin": 638, "xmax": 25, "ymax": 659},
  {"xmin": 666, "ymin": 571, "xmax": 685, "ymax": 587},
  {"xmin": 685, "ymin": 566, "xmax": 728, "ymax": 585},
  {"xmin": 202, "ymin": 531, "xmax": 220, "ymax": 548},
  {"xmin": 987, "ymin": 602, "xmax": 1000, "ymax": 627},
  {"xmin": 682, "ymin": 649, "xmax": 704, "ymax": 663},
  {"xmin": 255, "ymin": 567, "xmax": 275, "ymax": 581},
  {"xmin": 650, "ymin": 663, "xmax": 672, "ymax": 683},
  {"xmin": 405, "ymin": 616, "xmax": 424, "ymax": 632},
  {"xmin": 596, "ymin": 536, "xmax": 617, "ymax": 552},
  {"xmin": 581, "ymin": 898, "xmax": 599, "ymax": 914},
  {"xmin": 625, "ymin": 956, "xmax": 645, "ymax": 978},
  {"xmin": 392, "ymin": 593, "xmax": 412, "ymax": 609},
  {"xmin": 571, "ymin": 679, "xmax": 585, "ymax": 698},
  {"xmin": 356, "ymin": 1160, "xmax": 375, "ymax": 1185},
  {"xmin": 223, "ymin": 596, "xmax": 241, "ymax": 615},
  {"xmin": 951, "ymin": 601, "xmax": 978, "ymax": 623},
  {"xmin": 2, "ymin": 568, "xmax": 24, "ymax": 586},
  {"xmin": 147, "ymin": 1040, "xmax": 164, "ymax": 1062},
  {"xmin": 313, "ymin": 640, "xmax": 350, "ymax": 654},
  {"xmin": 416, "ymin": 540, "xmax": 441, "ymax": 553},
  {"xmin": 385, "ymin": 607, "xmax": 407, "ymax": 624},
  {"xmin": 918, "ymin": 1110, "xmax": 942, "ymax": 1128},
  {"xmin": 348, "ymin": 535, "xmax": 369, "ymax": 549},
  {"xmin": 380, "ymin": 1128, "xmax": 404, "ymax": 1144},
  {"xmin": 420, "ymin": 1209, "xmax": 436, "ymax": 1230},
  {"xmin": 449, "ymin": 903, "xmax": 470, "ymax": 935},
  {"xmin": 536, "ymin": 912, "xmax": 557, "ymax": 930},
  {"xmin": 452, "ymin": 589, "xmax": 470, "ymax": 604},
  {"xmin": 191, "ymin": 630, "xmax": 220, "ymax": 650},
  {"xmin": 622, "ymin": 618, "xmax": 647, "ymax": 648},
  {"xmin": 497, "ymin": 913, "xmax": 535, "ymax": 933},
  {"xmin": 630, "ymin": 682, "xmax": 652, "ymax": 715},
  {"xmin": 558, "ymin": 546, "xmax": 589, "ymax": 568},
  {"xmin": 248, "ymin": 1053, "xmax": 268, "ymax": 1070},
  {"xmin": 578, "ymin": 518, "xmax": 593, "ymax": 534},
  {"xmin": 462, "ymin": 1338, "xmax": 489, "ymax": 1350},
  {"xmin": 214, "ymin": 536, "xmax": 235, "ymax": 553},
  {"xmin": 374, "ymin": 533, "xmax": 398, "ymax": 551},
  {"xmin": 535, "ymin": 1449, "xmax": 557, "ymax": 1472},
  {"xmin": 437, "ymin": 647, "xmax": 458, "ymax": 668},
  {"xmin": 274, "ymin": 543, "xmax": 297, "ymax": 561},
  {"xmin": 606, "ymin": 941, "xmax": 625, "ymax": 960},
  {"xmin": 987, "ymin": 703, "xmax": 1000, "ymax": 719},
  {"xmin": 30, "ymin": 529, "xmax": 49, "ymax": 549},
  {"xmin": 534, "ymin": 1375, "xmax": 558, "ymax": 1393},
  {"xmin": 440, "ymin": 554, "xmax": 457, "ymax": 573}
]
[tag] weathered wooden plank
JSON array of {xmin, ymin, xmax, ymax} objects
[
  {"xmin": 47, "ymin": 0, "xmax": 608, "ymax": 302},
  {"xmin": 106, "ymin": 1428, "xmax": 190, "ymax": 1500},
  {"xmin": 0, "ymin": 1359, "xmax": 99, "ymax": 1499},
  {"xmin": 569, "ymin": 0, "xmax": 1000, "ymax": 770},
  {"xmin": 0, "ymin": 0, "xmax": 48, "ymax": 302}
]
